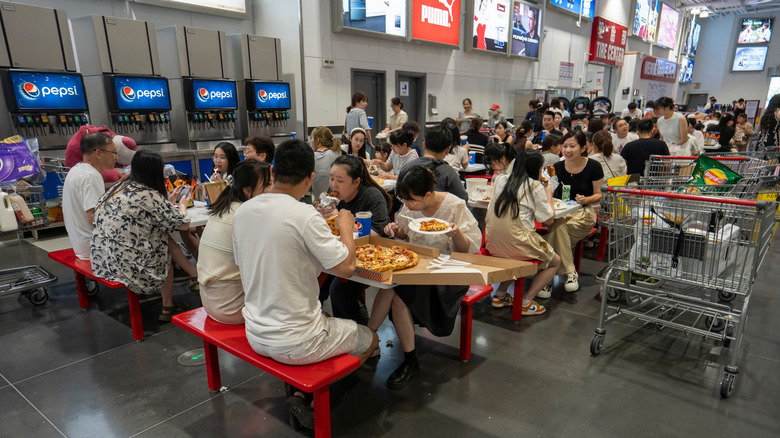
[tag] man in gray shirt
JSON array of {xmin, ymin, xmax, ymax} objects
[{"xmin": 398, "ymin": 125, "xmax": 468, "ymax": 201}]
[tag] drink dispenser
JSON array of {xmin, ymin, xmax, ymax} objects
[
  {"xmin": 103, "ymin": 75, "xmax": 173, "ymax": 145},
  {"xmin": 182, "ymin": 78, "xmax": 238, "ymax": 145},
  {"xmin": 246, "ymin": 80, "xmax": 291, "ymax": 138},
  {"xmin": 1, "ymin": 70, "xmax": 91, "ymax": 149}
]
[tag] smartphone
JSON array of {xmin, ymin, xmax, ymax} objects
[{"xmin": 177, "ymin": 185, "xmax": 191, "ymax": 202}]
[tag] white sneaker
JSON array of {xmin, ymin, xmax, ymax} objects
[
  {"xmin": 564, "ymin": 272, "xmax": 579, "ymax": 292},
  {"xmin": 537, "ymin": 284, "xmax": 552, "ymax": 299}
]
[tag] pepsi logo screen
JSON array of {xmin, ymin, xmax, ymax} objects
[
  {"xmin": 192, "ymin": 79, "xmax": 237, "ymax": 110},
  {"xmin": 112, "ymin": 76, "xmax": 171, "ymax": 111},
  {"xmin": 252, "ymin": 82, "xmax": 291, "ymax": 110},
  {"xmin": 8, "ymin": 71, "xmax": 87, "ymax": 111}
]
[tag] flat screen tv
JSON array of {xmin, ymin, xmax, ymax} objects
[
  {"xmin": 732, "ymin": 46, "xmax": 768, "ymax": 72},
  {"xmin": 737, "ymin": 18, "xmax": 773, "ymax": 44}
]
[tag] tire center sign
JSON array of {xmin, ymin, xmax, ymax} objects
[{"xmin": 589, "ymin": 16, "xmax": 627, "ymax": 67}]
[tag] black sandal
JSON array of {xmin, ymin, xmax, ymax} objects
[{"xmin": 158, "ymin": 302, "xmax": 191, "ymax": 322}]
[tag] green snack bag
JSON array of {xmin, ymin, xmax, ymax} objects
[{"xmin": 683, "ymin": 155, "xmax": 743, "ymax": 195}]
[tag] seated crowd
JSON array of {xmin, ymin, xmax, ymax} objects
[{"xmin": 62, "ymin": 92, "xmax": 765, "ymax": 430}]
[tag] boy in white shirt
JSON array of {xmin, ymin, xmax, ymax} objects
[{"xmin": 233, "ymin": 139, "xmax": 378, "ymax": 429}]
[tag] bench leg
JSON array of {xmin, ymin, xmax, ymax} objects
[
  {"xmin": 597, "ymin": 227, "xmax": 608, "ymax": 261},
  {"xmin": 73, "ymin": 272, "xmax": 90, "ymax": 310},
  {"xmin": 203, "ymin": 340, "xmax": 222, "ymax": 391},
  {"xmin": 459, "ymin": 302, "xmax": 472, "ymax": 362},
  {"xmin": 125, "ymin": 289, "xmax": 144, "ymax": 341},
  {"xmin": 313, "ymin": 386, "xmax": 331, "ymax": 438},
  {"xmin": 512, "ymin": 278, "xmax": 524, "ymax": 322}
]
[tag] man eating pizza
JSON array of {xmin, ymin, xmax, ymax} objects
[{"xmin": 233, "ymin": 139, "xmax": 379, "ymax": 429}]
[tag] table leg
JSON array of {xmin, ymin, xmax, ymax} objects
[
  {"xmin": 512, "ymin": 278, "xmax": 524, "ymax": 322},
  {"xmin": 459, "ymin": 302, "xmax": 472, "ymax": 362}
]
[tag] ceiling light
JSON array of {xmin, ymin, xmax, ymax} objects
[
  {"xmin": 691, "ymin": 7, "xmax": 700, "ymax": 15},
  {"xmin": 700, "ymin": 11, "xmax": 709, "ymax": 18}
]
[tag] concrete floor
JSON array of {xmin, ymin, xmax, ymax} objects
[{"xmin": 1, "ymin": 226, "xmax": 779, "ymax": 438}]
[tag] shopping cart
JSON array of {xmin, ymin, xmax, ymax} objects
[
  {"xmin": 593, "ymin": 186, "xmax": 777, "ymax": 398},
  {"xmin": 0, "ymin": 265, "xmax": 58, "ymax": 305},
  {"xmin": 644, "ymin": 151, "xmax": 780, "ymax": 185}
]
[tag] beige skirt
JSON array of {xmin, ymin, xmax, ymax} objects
[
  {"xmin": 485, "ymin": 226, "xmax": 556, "ymax": 270},
  {"xmin": 199, "ymin": 279, "xmax": 245, "ymax": 325}
]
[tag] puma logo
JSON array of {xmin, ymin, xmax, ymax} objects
[{"xmin": 439, "ymin": 0, "xmax": 455, "ymax": 22}]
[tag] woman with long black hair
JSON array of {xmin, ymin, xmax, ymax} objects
[
  {"xmin": 91, "ymin": 150, "xmax": 195, "ymax": 322},
  {"xmin": 485, "ymin": 149, "xmax": 560, "ymax": 314},
  {"xmin": 756, "ymin": 94, "xmax": 780, "ymax": 149},
  {"xmin": 706, "ymin": 113, "xmax": 737, "ymax": 153},
  {"xmin": 197, "ymin": 160, "xmax": 272, "ymax": 324}
]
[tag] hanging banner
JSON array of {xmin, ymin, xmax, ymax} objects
[
  {"xmin": 640, "ymin": 56, "xmax": 678, "ymax": 83},
  {"xmin": 559, "ymin": 62, "xmax": 574, "ymax": 88},
  {"xmin": 646, "ymin": 81, "xmax": 669, "ymax": 102},
  {"xmin": 584, "ymin": 69, "xmax": 604, "ymax": 93},
  {"xmin": 589, "ymin": 16, "xmax": 628, "ymax": 67}
]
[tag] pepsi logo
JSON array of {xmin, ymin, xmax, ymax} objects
[
  {"xmin": 257, "ymin": 89, "xmax": 287, "ymax": 103},
  {"xmin": 21, "ymin": 82, "xmax": 40, "ymax": 99},
  {"xmin": 122, "ymin": 86, "xmax": 136, "ymax": 101},
  {"xmin": 198, "ymin": 88, "xmax": 209, "ymax": 101},
  {"xmin": 258, "ymin": 89, "xmax": 269, "ymax": 102}
]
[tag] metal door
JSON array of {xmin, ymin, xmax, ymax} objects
[
  {"xmin": 352, "ymin": 70, "xmax": 385, "ymax": 136},
  {"xmin": 396, "ymin": 73, "xmax": 425, "ymax": 127}
]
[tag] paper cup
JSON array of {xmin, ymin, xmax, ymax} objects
[
  {"xmin": 460, "ymin": 135, "xmax": 468, "ymax": 146},
  {"xmin": 356, "ymin": 211, "xmax": 372, "ymax": 237},
  {"xmin": 469, "ymin": 152, "xmax": 476, "ymax": 165},
  {"xmin": 291, "ymin": 132, "xmax": 297, "ymax": 139}
]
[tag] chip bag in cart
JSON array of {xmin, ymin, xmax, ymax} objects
[{"xmin": 681, "ymin": 155, "xmax": 743, "ymax": 195}]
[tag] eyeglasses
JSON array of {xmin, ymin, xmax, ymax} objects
[
  {"xmin": 96, "ymin": 148, "xmax": 118, "ymax": 155},
  {"xmin": 397, "ymin": 196, "xmax": 423, "ymax": 206}
]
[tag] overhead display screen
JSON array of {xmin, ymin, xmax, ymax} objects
[
  {"xmin": 341, "ymin": 0, "xmax": 407, "ymax": 37},
  {"xmin": 472, "ymin": 0, "xmax": 511, "ymax": 53},
  {"xmin": 679, "ymin": 58, "xmax": 694, "ymax": 83},
  {"xmin": 683, "ymin": 21, "xmax": 701, "ymax": 57},
  {"xmin": 250, "ymin": 82, "xmax": 291, "ymax": 110},
  {"xmin": 190, "ymin": 80, "xmax": 237, "ymax": 110},
  {"xmin": 632, "ymin": 0, "xmax": 660, "ymax": 42},
  {"xmin": 732, "ymin": 46, "xmax": 768, "ymax": 72},
  {"xmin": 111, "ymin": 76, "xmax": 171, "ymax": 111},
  {"xmin": 550, "ymin": 0, "xmax": 594, "ymax": 20},
  {"xmin": 131, "ymin": 0, "xmax": 246, "ymax": 17},
  {"xmin": 412, "ymin": 0, "xmax": 461, "ymax": 46},
  {"xmin": 738, "ymin": 18, "xmax": 773, "ymax": 44},
  {"xmin": 510, "ymin": 1, "xmax": 542, "ymax": 58},
  {"xmin": 656, "ymin": 4, "xmax": 679, "ymax": 50},
  {"xmin": 4, "ymin": 71, "xmax": 87, "ymax": 112}
]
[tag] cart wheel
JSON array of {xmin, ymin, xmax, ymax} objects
[
  {"xmin": 86, "ymin": 279, "xmax": 100, "ymax": 297},
  {"xmin": 27, "ymin": 288, "xmax": 49, "ymax": 306},
  {"xmin": 720, "ymin": 373, "xmax": 736, "ymax": 398},
  {"xmin": 590, "ymin": 334, "xmax": 604, "ymax": 356},
  {"xmin": 717, "ymin": 290, "xmax": 736, "ymax": 302},
  {"xmin": 605, "ymin": 288, "xmax": 621, "ymax": 302},
  {"xmin": 705, "ymin": 316, "xmax": 725, "ymax": 333}
]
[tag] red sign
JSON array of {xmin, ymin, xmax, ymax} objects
[
  {"xmin": 412, "ymin": 0, "xmax": 461, "ymax": 46},
  {"xmin": 640, "ymin": 56, "xmax": 678, "ymax": 83},
  {"xmin": 589, "ymin": 16, "xmax": 627, "ymax": 67}
]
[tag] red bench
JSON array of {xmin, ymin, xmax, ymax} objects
[
  {"xmin": 459, "ymin": 285, "xmax": 493, "ymax": 362},
  {"xmin": 173, "ymin": 307, "xmax": 359, "ymax": 438},
  {"xmin": 48, "ymin": 248, "xmax": 145, "ymax": 341}
]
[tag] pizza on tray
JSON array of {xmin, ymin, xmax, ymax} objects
[
  {"xmin": 356, "ymin": 244, "xmax": 419, "ymax": 272},
  {"xmin": 418, "ymin": 219, "xmax": 449, "ymax": 232}
]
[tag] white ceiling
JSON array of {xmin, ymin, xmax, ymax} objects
[{"xmin": 677, "ymin": 0, "xmax": 780, "ymax": 17}]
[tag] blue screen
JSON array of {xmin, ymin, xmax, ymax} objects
[
  {"xmin": 253, "ymin": 82, "xmax": 291, "ymax": 110},
  {"xmin": 113, "ymin": 76, "xmax": 171, "ymax": 111},
  {"xmin": 549, "ymin": 0, "xmax": 594, "ymax": 20},
  {"xmin": 192, "ymin": 80, "xmax": 237, "ymax": 110},
  {"xmin": 9, "ymin": 71, "xmax": 87, "ymax": 111}
]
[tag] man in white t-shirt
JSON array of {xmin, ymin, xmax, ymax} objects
[
  {"xmin": 62, "ymin": 133, "xmax": 117, "ymax": 259},
  {"xmin": 620, "ymin": 102, "xmax": 642, "ymax": 120},
  {"xmin": 611, "ymin": 119, "xmax": 639, "ymax": 153},
  {"xmin": 233, "ymin": 139, "xmax": 378, "ymax": 429}
]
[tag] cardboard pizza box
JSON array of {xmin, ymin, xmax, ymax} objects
[{"xmin": 352, "ymin": 236, "xmax": 538, "ymax": 286}]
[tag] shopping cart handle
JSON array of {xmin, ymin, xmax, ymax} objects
[
  {"xmin": 648, "ymin": 154, "xmax": 746, "ymax": 161},
  {"xmin": 604, "ymin": 186, "xmax": 769, "ymax": 207}
]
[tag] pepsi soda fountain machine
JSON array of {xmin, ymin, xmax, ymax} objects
[
  {"xmin": 246, "ymin": 81, "xmax": 291, "ymax": 138},
  {"xmin": 0, "ymin": 2, "xmax": 89, "ymax": 150},
  {"xmin": 0, "ymin": 70, "xmax": 91, "ymax": 149},
  {"xmin": 103, "ymin": 75, "xmax": 173, "ymax": 145},
  {"xmin": 182, "ymin": 78, "xmax": 238, "ymax": 149}
]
